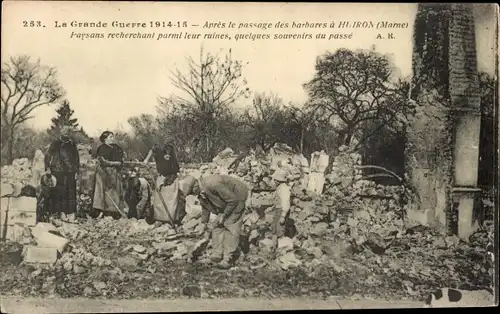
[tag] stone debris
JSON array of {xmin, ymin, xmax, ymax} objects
[
  {"xmin": 1, "ymin": 158, "xmax": 33, "ymax": 187},
  {"xmin": 212, "ymin": 147, "xmax": 239, "ymax": 168},
  {"xmin": 1, "ymin": 183, "xmax": 15, "ymax": 197},
  {"xmin": 0, "ymin": 144, "xmax": 494, "ymax": 301}
]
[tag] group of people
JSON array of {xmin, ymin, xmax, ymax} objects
[{"xmin": 40, "ymin": 127, "xmax": 294, "ymax": 269}]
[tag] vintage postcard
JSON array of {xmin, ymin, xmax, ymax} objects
[{"xmin": 0, "ymin": 1, "xmax": 498, "ymax": 312}]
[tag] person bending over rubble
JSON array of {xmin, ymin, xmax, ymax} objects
[
  {"xmin": 91, "ymin": 131, "xmax": 128, "ymax": 218},
  {"xmin": 44, "ymin": 126, "xmax": 80, "ymax": 219},
  {"xmin": 184, "ymin": 174, "xmax": 250, "ymax": 269},
  {"xmin": 270, "ymin": 168, "xmax": 292, "ymax": 256}
]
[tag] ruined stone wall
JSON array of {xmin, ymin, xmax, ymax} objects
[
  {"xmin": 407, "ymin": 4, "xmax": 481, "ymax": 233},
  {"xmin": 407, "ymin": 4, "xmax": 453, "ymax": 230},
  {"xmin": 448, "ymin": 4, "xmax": 481, "ymax": 187},
  {"xmin": 448, "ymin": 4, "xmax": 481, "ymax": 109}
]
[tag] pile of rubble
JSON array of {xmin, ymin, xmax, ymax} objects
[
  {"xmin": 2, "ymin": 143, "xmax": 409, "ymax": 271},
  {"xmin": 0, "ymin": 143, "xmax": 494, "ymax": 300},
  {"xmin": 1, "ymin": 158, "xmax": 35, "ymax": 190},
  {"xmin": 181, "ymin": 144, "xmax": 311, "ymax": 192},
  {"xmin": 1, "ymin": 209, "xmax": 492, "ymax": 299}
]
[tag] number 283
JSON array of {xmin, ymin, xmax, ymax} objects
[{"xmin": 23, "ymin": 21, "xmax": 43, "ymax": 27}]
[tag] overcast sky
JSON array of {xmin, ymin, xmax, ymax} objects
[{"xmin": 2, "ymin": 2, "xmax": 497, "ymax": 137}]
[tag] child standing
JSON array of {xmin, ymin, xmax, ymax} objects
[{"xmin": 270, "ymin": 168, "xmax": 292, "ymax": 254}]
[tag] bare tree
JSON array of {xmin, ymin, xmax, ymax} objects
[
  {"xmin": 169, "ymin": 47, "xmax": 250, "ymax": 110},
  {"xmin": 159, "ymin": 47, "xmax": 250, "ymax": 160},
  {"xmin": 1, "ymin": 56, "xmax": 64, "ymax": 163}
]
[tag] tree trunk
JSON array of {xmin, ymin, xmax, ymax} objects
[
  {"xmin": 7, "ymin": 127, "xmax": 15, "ymax": 164},
  {"xmin": 300, "ymin": 125, "xmax": 304, "ymax": 154},
  {"xmin": 344, "ymin": 132, "xmax": 353, "ymax": 146}
]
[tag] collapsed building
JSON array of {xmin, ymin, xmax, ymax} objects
[
  {"xmin": 0, "ymin": 140, "xmax": 493, "ymax": 301},
  {"xmin": 1, "ymin": 142, "xmax": 409, "ymax": 267}
]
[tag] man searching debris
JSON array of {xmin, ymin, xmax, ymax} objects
[{"xmin": 184, "ymin": 174, "xmax": 250, "ymax": 269}]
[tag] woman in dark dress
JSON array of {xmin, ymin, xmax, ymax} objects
[
  {"xmin": 91, "ymin": 131, "xmax": 127, "ymax": 217},
  {"xmin": 44, "ymin": 126, "xmax": 80, "ymax": 219}
]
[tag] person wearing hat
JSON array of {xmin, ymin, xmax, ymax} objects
[
  {"xmin": 184, "ymin": 174, "xmax": 250, "ymax": 269},
  {"xmin": 44, "ymin": 125, "xmax": 80, "ymax": 218},
  {"xmin": 270, "ymin": 168, "xmax": 292, "ymax": 255}
]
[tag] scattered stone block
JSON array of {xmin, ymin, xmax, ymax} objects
[
  {"xmin": 153, "ymin": 241, "xmax": 180, "ymax": 252},
  {"xmin": 307, "ymin": 172, "xmax": 326, "ymax": 195},
  {"xmin": 24, "ymin": 246, "xmax": 58, "ymax": 264},
  {"xmin": 185, "ymin": 195, "xmax": 202, "ymax": 215},
  {"xmin": 243, "ymin": 211, "xmax": 260, "ymax": 226},
  {"xmin": 406, "ymin": 208, "xmax": 434, "ymax": 228},
  {"xmin": 278, "ymin": 237, "xmax": 294, "ymax": 252},
  {"xmin": 307, "ymin": 246, "xmax": 324, "ymax": 259},
  {"xmin": 457, "ymin": 196, "xmax": 480, "ymax": 242},
  {"xmin": 93, "ymin": 281, "xmax": 107, "ymax": 291},
  {"xmin": 434, "ymin": 237, "xmax": 447, "ymax": 249},
  {"xmin": 278, "ymin": 252, "xmax": 302, "ymax": 270},
  {"xmin": 183, "ymin": 218, "xmax": 201, "ymax": 233},
  {"xmin": 354, "ymin": 209, "xmax": 371, "ymax": 222},
  {"xmin": 7, "ymin": 209, "xmax": 37, "ymax": 227},
  {"xmin": 8, "ymin": 196, "xmax": 37, "ymax": 212},
  {"xmin": 248, "ymin": 229, "xmax": 260, "ymax": 243},
  {"xmin": 310, "ymin": 222, "xmax": 329, "ymax": 236},
  {"xmin": 258, "ymin": 238, "xmax": 274, "ymax": 252},
  {"xmin": 59, "ymin": 222, "xmax": 85, "ymax": 239},
  {"xmin": 133, "ymin": 245, "xmax": 147, "ymax": 253},
  {"xmin": 31, "ymin": 226, "xmax": 69, "ymax": 253},
  {"xmin": 4, "ymin": 224, "xmax": 31, "ymax": 242},
  {"xmin": 250, "ymin": 195, "xmax": 274, "ymax": 208}
]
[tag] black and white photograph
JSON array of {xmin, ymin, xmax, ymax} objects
[{"xmin": 0, "ymin": 1, "xmax": 498, "ymax": 312}]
